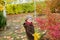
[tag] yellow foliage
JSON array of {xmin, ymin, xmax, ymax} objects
[
  {"xmin": 0, "ymin": 4, "xmax": 4, "ymax": 11},
  {"xmin": 33, "ymin": 32, "xmax": 40, "ymax": 40},
  {"xmin": 6, "ymin": 0, "xmax": 14, "ymax": 3}
]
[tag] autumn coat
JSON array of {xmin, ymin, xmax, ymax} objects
[{"xmin": 23, "ymin": 21, "xmax": 35, "ymax": 40}]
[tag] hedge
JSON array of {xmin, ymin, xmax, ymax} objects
[{"xmin": 6, "ymin": 3, "xmax": 34, "ymax": 14}]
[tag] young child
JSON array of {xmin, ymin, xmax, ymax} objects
[{"xmin": 23, "ymin": 16, "xmax": 35, "ymax": 40}]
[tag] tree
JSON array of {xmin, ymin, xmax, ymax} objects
[{"xmin": 50, "ymin": 0, "xmax": 60, "ymax": 13}]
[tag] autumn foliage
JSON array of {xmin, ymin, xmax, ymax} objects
[{"xmin": 35, "ymin": 7, "xmax": 60, "ymax": 39}]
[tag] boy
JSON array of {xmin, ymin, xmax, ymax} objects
[{"xmin": 23, "ymin": 16, "xmax": 35, "ymax": 40}]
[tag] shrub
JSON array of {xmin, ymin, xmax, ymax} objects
[
  {"xmin": 0, "ymin": 11, "xmax": 6, "ymax": 28},
  {"xmin": 35, "ymin": 13, "xmax": 60, "ymax": 39},
  {"xmin": 6, "ymin": 3, "xmax": 34, "ymax": 14},
  {"xmin": 6, "ymin": 4, "xmax": 14, "ymax": 14}
]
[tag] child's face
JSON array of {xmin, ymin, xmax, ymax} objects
[{"xmin": 27, "ymin": 18, "xmax": 32, "ymax": 22}]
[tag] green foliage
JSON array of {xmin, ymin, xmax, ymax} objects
[
  {"xmin": 6, "ymin": 4, "xmax": 14, "ymax": 14},
  {"xmin": 14, "ymin": 4, "xmax": 23, "ymax": 14},
  {"xmin": 22, "ymin": 3, "xmax": 34, "ymax": 13},
  {"xmin": 6, "ymin": 3, "xmax": 34, "ymax": 14},
  {"xmin": 0, "ymin": 11, "xmax": 6, "ymax": 28}
]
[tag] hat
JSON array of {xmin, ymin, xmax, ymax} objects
[{"xmin": 26, "ymin": 15, "xmax": 33, "ymax": 19}]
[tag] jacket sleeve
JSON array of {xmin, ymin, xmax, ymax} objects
[{"xmin": 23, "ymin": 23, "xmax": 26, "ymax": 28}]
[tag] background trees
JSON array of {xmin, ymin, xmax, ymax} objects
[{"xmin": 46, "ymin": 0, "xmax": 60, "ymax": 13}]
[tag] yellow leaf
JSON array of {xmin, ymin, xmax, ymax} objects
[
  {"xmin": 33, "ymin": 32, "xmax": 40, "ymax": 40},
  {"xmin": 0, "ymin": 4, "xmax": 4, "ymax": 11}
]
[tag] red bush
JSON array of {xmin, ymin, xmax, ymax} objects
[
  {"xmin": 35, "ymin": 17, "xmax": 49, "ymax": 30},
  {"xmin": 35, "ymin": 17, "xmax": 60, "ymax": 38}
]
